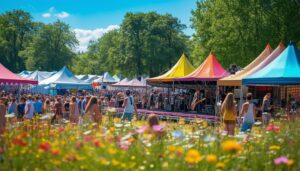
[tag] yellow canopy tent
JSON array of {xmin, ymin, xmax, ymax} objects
[
  {"xmin": 217, "ymin": 44, "xmax": 273, "ymax": 86},
  {"xmin": 147, "ymin": 53, "xmax": 195, "ymax": 83}
]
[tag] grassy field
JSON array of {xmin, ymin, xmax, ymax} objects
[{"xmin": 0, "ymin": 113, "xmax": 299, "ymax": 171}]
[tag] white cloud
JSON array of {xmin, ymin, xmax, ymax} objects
[
  {"xmin": 74, "ymin": 25, "xmax": 120, "ymax": 52},
  {"xmin": 55, "ymin": 11, "xmax": 70, "ymax": 19},
  {"xmin": 42, "ymin": 13, "xmax": 51, "ymax": 18},
  {"xmin": 42, "ymin": 7, "xmax": 70, "ymax": 19}
]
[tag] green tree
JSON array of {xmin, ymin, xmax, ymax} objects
[
  {"xmin": 0, "ymin": 10, "xmax": 34, "ymax": 72},
  {"xmin": 20, "ymin": 20, "xmax": 78, "ymax": 71},
  {"xmin": 191, "ymin": 0, "xmax": 300, "ymax": 68},
  {"xmin": 72, "ymin": 12, "xmax": 189, "ymax": 78},
  {"xmin": 119, "ymin": 12, "xmax": 188, "ymax": 77}
]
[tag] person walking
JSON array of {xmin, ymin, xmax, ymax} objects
[
  {"xmin": 7, "ymin": 98, "xmax": 17, "ymax": 114},
  {"xmin": 262, "ymin": 93, "xmax": 272, "ymax": 126},
  {"xmin": 34, "ymin": 96, "xmax": 43, "ymax": 115},
  {"xmin": 63, "ymin": 99, "xmax": 70, "ymax": 119},
  {"xmin": 0, "ymin": 98, "xmax": 6, "ymax": 134},
  {"xmin": 122, "ymin": 90, "xmax": 137, "ymax": 121},
  {"xmin": 85, "ymin": 96, "xmax": 102, "ymax": 124},
  {"xmin": 221, "ymin": 93, "xmax": 237, "ymax": 136},
  {"xmin": 240, "ymin": 93, "xmax": 256, "ymax": 132},
  {"xmin": 24, "ymin": 95, "xmax": 34, "ymax": 120},
  {"xmin": 43, "ymin": 99, "xmax": 51, "ymax": 113},
  {"xmin": 17, "ymin": 97, "xmax": 26, "ymax": 120},
  {"xmin": 69, "ymin": 96, "xmax": 80, "ymax": 124},
  {"xmin": 51, "ymin": 97, "xmax": 63, "ymax": 124}
]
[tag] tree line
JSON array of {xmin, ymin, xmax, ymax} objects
[{"xmin": 0, "ymin": 0, "xmax": 299, "ymax": 77}]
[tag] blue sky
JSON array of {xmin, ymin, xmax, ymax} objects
[{"xmin": 0, "ymin": 0, "xmax": 197, "ymax": 51}]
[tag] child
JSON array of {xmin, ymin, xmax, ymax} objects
[{"xmin": 144, "ymin": 114, "xmax": 165, "ymax": 137}]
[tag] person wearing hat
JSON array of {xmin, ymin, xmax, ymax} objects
[{"xmin": 122, "ymin": 90, "xmax": 137, "ymax": 121}]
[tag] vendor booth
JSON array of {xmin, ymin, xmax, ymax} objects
[
  {"xmin": 39, "ymin": 66, "xmax": 92, "ymax": 95},
  {"xmin": 243, "ymin": 43, "xmax": 300, "ymax": 114},
  {"xmin": 218, "ymin": 43, "xmax": 285, "ymax": 109},
  {"xmin": 0, "ymin": 63, "xmax": 37, "ymax": 94}
]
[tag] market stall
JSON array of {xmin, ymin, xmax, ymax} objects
[
  {"xmin": 243, "ymin": 43, "xmax": 300, "ymax": 116},
  {"xmin": 39, "ymin": 66, "xmax": 92, "ymax": 95},
  {"xmin": 0, "ymin": 63, "xmax": 37, "ymax": 94},
  {"xmin": 217, "ymin": 43, "xmax": 285, "ymax": 109}
]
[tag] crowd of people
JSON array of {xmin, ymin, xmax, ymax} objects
[
  {"xmin": 220, "ymin": 92, "xmax": 300, "ymax": 136},
  {"xmin": 1, "ymin": 89, "xmax": 299, "ymax": 136},
  {"xmin": 0, "ymin": 90, "xmax": 140, "ymax": 133}
]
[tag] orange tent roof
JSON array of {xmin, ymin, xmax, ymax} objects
[
  {"xmin": 175, "ymin": 52, "xmax": 229, "ymax": 81},
  {"xmin": 147, "ymin": 53, "xmax": 195, "ymax": 82},
  {"xmin": 217, "ymin": 44, "xmax": 273, "ymax": 86}
]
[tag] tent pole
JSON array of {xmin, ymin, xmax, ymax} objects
[
  {"xmin": 17, "ymin": 85, "xmax": 21, "ymax": 102},
  {"xmin": 215, "ymin": 83, "xmax": 219, "ymax": 128},
  {"xmin": 285, "ymin": 86, "xmax": 288, "ymax": 108},
  {"xmin": 239, "ymin": 86, "xmax": 244, "ymax": 114}
]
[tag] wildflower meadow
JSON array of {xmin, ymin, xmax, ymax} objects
[{"xmin": 0, "ymin": 114, "xmax": 299, "ymax": 171}]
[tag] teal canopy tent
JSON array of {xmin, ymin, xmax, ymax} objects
[{"xmin": 243, "ymin": 43, "xmax": 300, "ymax": 85}]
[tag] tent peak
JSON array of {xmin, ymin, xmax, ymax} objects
[{"xmin": 278, "ymin": 41, "xmax": 285, "ymax": 46}]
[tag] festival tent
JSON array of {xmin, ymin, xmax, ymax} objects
[
  {"xmin": 0, "ymin": 64, "xmax": 37, "ymax": 85},
  {"xmin": 27, "ymin": 70, "xmax": 57, "ymax": 82},
  {"xmin": 40, "ymin": 71, "xmax": 56, "ymax": 78},
  {"xmin": 147, "ymin": 53, "xmax": 195, "ymax": 83},
  {"xmin": 175, "ymin": 52, "xmax": 229, "ymax": 82},
  {"xmin": 111, "ymin": 78, "xmax": 147, "ymax": 88},
  {"xmin": 76, "ymin": 75, "xmax": 88, "ymax": 80},
  {"xmin": 217, "ymin": 44, "xmax": 273, "ymax": 86},
  {"xmin": 18, "ymin": 70, "xmax": 32, "ymax": 78},
  {"xmin": 243, "ymin": 43, "xmax": 300, "ymax": 85},
  {"xmin": 102, "ymin": 72, "xmax": 116, "ymax": 83},
  {"xmin": 93, "ymin": 76, "xmax": 103, "ymax": 83},
  {"xmin": 110, "ymin": 78, "xmax": 129, "ymax": 86},
  {"xmin": 27, "ymin": 70, "xmax": 47, "ymax": 82},
  {"xmin": 126, "ymin": 78, "xmax": 147, "ymax": 87},
  {"xmin": 113, "ymin": 75, "xmax": 121, "ymax": 82},
  {"xmin": 84, "ymin": 75, "xmax": 100, "ymax": 83},
  {"xmin": 39, "ymin": 66, "xmax": 92, "ymax": 89}
]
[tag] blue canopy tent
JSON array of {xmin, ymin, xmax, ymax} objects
[
  {"xmin": 243, "ymin": 44, "xmax": 300, "ymax": 85},
  {"xmin": 39, "ymin": 66, "xmax": 92, "ymax": 91}
]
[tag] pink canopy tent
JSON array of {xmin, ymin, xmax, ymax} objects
[
  {"xmin": 0, "ymin": 64, "xmax": 37, "ymax": 85},
  {"xmin": 175, "ymin": 52, "xmax": 229, "ymax": 82}
]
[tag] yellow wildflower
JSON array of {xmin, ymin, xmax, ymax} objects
[
  {"xmin": 185, "ymin": 149, "xmax": 202, "ymax": 165},
  {"xmin": 206, "ymin": 154, "xmax": 218, "ymax": 163},
  {"xmin": 221, "ymin": 140, "xmax": 242, "ymax": 153},
  {"xmin": 112, "ymin": 159, "xmax": 120, "ymax": 166},
  {"xmin": 108, "ymin": 147, "xmax": 117, "ymax": 155},
  {"xmin": 216, "ymin": 162, "xmax": 225, "ymax": 169},
  {"xmin": 167, "ymin": 145, "xmax": 176, "ymax": 153},
  {"xmin": 269, "ymin": 145, "xmax": 280, "ymax": 150},
  {"xmin": 52, "ymin": 160, "xmax": 61, "ymax": 166}
]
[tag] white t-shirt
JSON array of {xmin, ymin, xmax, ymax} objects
[
  {"xmin": 24, "ymin": 100, "xmax": 34, "ymax": 119},
  {"xmin": 124, "ymin": 96, "xmax": 134, "ymax": 114}
]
